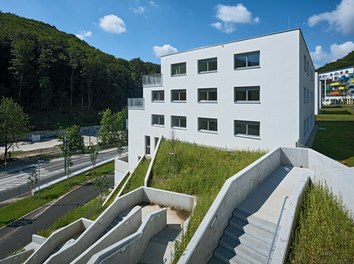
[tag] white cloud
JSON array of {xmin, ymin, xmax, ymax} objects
[
  {"xmin": 308, "ymin": 0, "xmax": 354, "ymax": 34},
  {"xmin": 153, "ymin": 44, "xmax": 177, "ymax": 57},
  {"xmin": 211, "ymin": 4, "xmax": 259, "ymax": 33},
  {"xmin": 130, "ymin": 6, "xmax": 145, "ymax": 14},
  {"xmin": 149, "ymin": 1, "xmax": 157, "ymax": 7},
  {"xmin": 99, "ymin": 15, "xmax": 126, "ymax": 34},
  {"xmin": 310, "ymin": 41, "xmax": 354, "ymax": 66},
  {"xmin": 75, "ymin": 30, "xmax": 92, "ymax": 41}
]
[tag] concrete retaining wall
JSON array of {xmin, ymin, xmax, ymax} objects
[
  {"xmin": 88, "ymin": 208, "xmax": 167, "ymax": 264},
  {"xmin": 72, "ymin": 206, "xmax": 142, "ymax": 264},
  {"xmin": 311, "ymin": 167, "xmax": 354, "ymax": 218},
  {"xmin": 25, "ymin": 219, "xmax": 87, "ymax": 264},
  {"xmin": 272, "ymin": 175, "xmax": 310, "ymax": 263},
  {"xmin": 178, "ymin": 148, "xmax": 281, "ymax": 264},
  {"xmin": 144, "ymin": 135, "xmax": 163, "ymax": 186},
  {"xmin": 44, "ymin": 188, "xmax": 144, "ymax": 264},
  {"xmin": 143, "ymin": 187, "xmax": 195, "ymax": 212},
  {"xmin": 114, "ymin": 156, "xmax": 129, "ymax": 186}
]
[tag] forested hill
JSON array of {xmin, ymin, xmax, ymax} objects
[
  {"xmin": 317, "ymin": 51, "xmax": 354, "ymax": 72},
  {"xmin": 0, "ymin": 12, "xmax": 159, "ymax": 129}
]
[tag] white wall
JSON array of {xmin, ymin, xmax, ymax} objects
[{"xmin": 129, "ymin": 29, "xmax": 313, "ymax": 170}]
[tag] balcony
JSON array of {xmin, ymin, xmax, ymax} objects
[
  {"xmin": 128, "ymin": 98, "xmax": 145, "ymax": 110},
  {"xmin": 142, "ymin": 74, "xmax": 163, "ymax": 87}
]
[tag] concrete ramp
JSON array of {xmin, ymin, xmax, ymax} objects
[{"xmin": 209, "ymin": 166, "xmax": 313, "ymax": 264}]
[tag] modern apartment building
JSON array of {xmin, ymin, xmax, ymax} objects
[
  {"xmin": 315, "ymin": 66, "xmax": 354, "ymax": 108},
  {"xmin": 128, "ymin": 29, "xmax": 315, "ymax": 171}
]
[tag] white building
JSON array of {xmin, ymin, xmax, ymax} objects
[{"xmin": 128, "ymin": 29, "xmax": 315, "ymax": 171}]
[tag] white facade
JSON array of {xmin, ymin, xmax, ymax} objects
[{"xmin": 128, "ymin": 29, "xmax": 315, "ymax": 170}]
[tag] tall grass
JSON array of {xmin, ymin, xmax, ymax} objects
[
  {"xmin": 287, "ymin": 183, "xmax": 354, "ymax": 263},
  {"xmin": 122, "ymin": 158, "xmax": 150, "ymax": 194},
  {"xmin": 149, "ymin": 140, "xmax": 264, "ymax": 261}
]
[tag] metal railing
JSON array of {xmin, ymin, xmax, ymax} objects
[
  {"xmin": 142, "ymin": 74, "xmax": 163, "ymax": 87},
  {"xmin": 266, "ymin": 195, "xmax": 289, "ymax": 264},
  {"xmin": 127, "ymin": 98, "xmax": 145, "ymax": 110}
]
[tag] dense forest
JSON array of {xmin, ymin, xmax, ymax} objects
[
  {"xmin": 0, "ymin": 12, "xmax": 160, "ymax": 130},
  {"xmin": 317, "ymin": 51, "xmax": 354, "ymax": 73}
]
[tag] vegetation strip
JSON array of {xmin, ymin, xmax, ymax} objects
[
  {"xmin": 0, "ymin": 162, "xmax": 114, "ymax": 228},
  {"xmin": 287, "ymin": 183, "xmax": 354, "ymax": 263}
]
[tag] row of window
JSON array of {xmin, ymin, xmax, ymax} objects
[
  {"xmin": 151, "ymin": 114, "xmax": 260, "ymax": 137},
  {"xmin": 304, "ymin": 54, "xmax": 314, "ymax": 81},
  {"xmin": 304, "ymin": 87, "xmax": 313, "ymax": 104},
  {"xmin": 171, "ymin": 51, "xmax": 260, "ymax": 76},
  {"xmin": 152, "ymin": 86, "xmax": 260, "ymax": 103}
]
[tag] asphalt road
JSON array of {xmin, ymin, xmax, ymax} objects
[
  {"xmin": 0, "ymin": 148, "xmax": 123, "ymax": 203},
  {"xmin": 0, "ymin": 174, "xmax": 114, "ymax": 259}
]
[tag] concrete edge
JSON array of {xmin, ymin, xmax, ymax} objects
[
  {"xmin": 88, "ymin": 208, "xmax": 167, "ymax": 264},
  {"xmin": 102, "ymin": 169, "xmax": 129, "ymax": 207},
  {"xmin": 0, "ymin": 249, "xmax": 34, "ymax": 264},
  {"xmin": 271, "ymin": 174, "xmax": 310, "ymax": 263},
  {"xmin": 144, "ymin": 134, "xmax": 163, "ymax": 186}
]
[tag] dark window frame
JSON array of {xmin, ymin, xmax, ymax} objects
[
  {"xmin": 198, "ymin": 118, "xmax": 218, "ymax": 132},
  {"xmin": 198, "ymin": 88, "xmax": 217, "ymax": 102},
  {"xmin": 171, "ymin": 89, "xmax": 187, "ymax": 102},
  {"xmin": 151, "ymin": 90, "xmax": 165, "ymax": 102},
  {"xmin": 198, "ymin": 57, "xmax": 218, "ymax": 73},
  {"xmin": 171, "ymin": 115, "xmax": 187, "ymax": 129},
  {"xmin": 234, "ymin": 86, "xmax": 260, "ymax": 102},
  {"xmin": 234, "ymin": 120, "xmax": 260, "ymax": 137},
  {"xmin": 234, "ymin": 51, "xmax": 260, "ymax": 69},
  {"xmin": 171, "ymin": 62, "xmax": 187, "ymax": 76},
  {"xmin": 151, "ymin": 114, "xmax": 165, "ymax": 126}
]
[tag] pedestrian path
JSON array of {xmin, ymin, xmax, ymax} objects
[{"xmin": 209, "ymin": 166, "xmax": 313, "ymax": 264}]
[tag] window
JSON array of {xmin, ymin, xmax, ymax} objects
[
  {"xmin": 234, "ymin": 86, "xmax": 260, "ymax": 102},
  {"xmin": 155, "ymin": 137, "xmax": 159, "ymax": 147},
  {"xmin": 307, "ymin": 61, "xmax": 309, "ymax": 75},
  {"xmin": 235, "ymin": 51, "xmax": 260, "ymax": 69},
  {"xmin": 152, "ymin": 114, "xmax": 164, "ymax": 126},
  {"xmin": 198, "ymin": 57, "xmax": 217, "ymax": 73},
  {"xmin": 304, "ymin": 55, "xmax": 307, "ymax": 72},
  {"xmin": 171, "ymin": 89, "xmax": 186, "ymax": 102},
  {"xmin": 171, "ymin": 116, "xmax": 187, "ymax": 128},
  {"xmin": 198, "ymin": 118, "xmax": 217, "ymax": 132},
  {"xmin": 198, "ymin": 88, "xmax": 217, "ymax": 102},
  {"xmin": 145, "ymin": 136, "xmax": 150, "ymax": 155},
  {"xmin": 171, "ymin": 62, "xmax": 186, "ymax": 76},
  {"xmin": 234, "ymin": 120, "xmax": 260, "ymax": 137},
  {"xmin": 152, "ymin": 90, "xmax": 164, "ymax": 102}
]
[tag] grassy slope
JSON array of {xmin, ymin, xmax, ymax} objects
[
  {"xmin": 287, "ymin": 184, "xmax": 354, "ymax": 263},
  {"xmin": 149, "ymin": 140, "xmax": 264, "ymax": 261},
  {"xmin": 313, "ymin": 105, "xmax": 354, "ymax": 166},
  {"xmin": 122, "ymin": 158, "xmax": 150, "ymax": 195}
]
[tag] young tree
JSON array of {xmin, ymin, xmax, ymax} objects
[
  {"xmin": 94, "ymin": 174, "xmax": 109, "ymax": 207},
  {"xmin": 60, "ymin": 124, "xmax": 85, "ymax": 154},
  {"xmin": 89, "ymin": 143, "xmax": 99, "ymax": 173},
  {"xmin": 98, "ymin": 108, "xmax": 127, "ymax": 153},
  {"xmin": 0, "ymin": 97, "xmax": 30, "ymax": 165},
  {"xmin": 27, "ymin": 168, "xmax": 38, "ymax": 196}
]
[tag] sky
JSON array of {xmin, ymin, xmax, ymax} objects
[{"xmin": 0, "ymin": 0, "xmax": 354, "ymax": 68}]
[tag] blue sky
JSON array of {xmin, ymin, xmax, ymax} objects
[{"xmin": 0, "ymin": 0, "xmax": 353, "ymax": 68}]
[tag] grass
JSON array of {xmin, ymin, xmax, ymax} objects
[
  {"xmin": 149, "ymin": 140, "xmax": 264, "ymax": 262},
  {"xmin": 38, "ymin": 197, "xmax": 105, "ymax": 237},
  {"xmin": 122, "ymin": 158, "xmax": 150, "ymax": 195},
  {"xmin": 316, "ymin": 105, "xmax": 354, "ymax": 121},
  {"xmin": 313, "ymin": 105, "xmax": 354, "ymax": 166},
  {"xmin": 0, "ymin": 162, "xmax": 114, "ymax": 228},
  {"xmin": 287, "ymin": 183, "xmax": 354, "ymax": 264},
  {"xmin": 313, "ymin": 121, "xmax": 354, "ymax": 166}
]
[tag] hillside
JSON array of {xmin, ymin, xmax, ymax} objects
[
  {"xmin": 0, "ymin": 12, "xmax": 159, "ymax": 129},
  {"xmin": 317, "ymin": 51, "xmax": 354, "ymax": 72}
]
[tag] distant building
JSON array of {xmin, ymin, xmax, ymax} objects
[
  {"xmin": 128, "ymin": 29, "xmax": 315, "ymax": 170},
  {"xmin": 315, "ymin": 66, "xmax": 354, "ymax": 113}
]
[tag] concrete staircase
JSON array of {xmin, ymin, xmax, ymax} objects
[{"xmin": 209, "ymin": 208, "xmax": 276, "ymax": 264}]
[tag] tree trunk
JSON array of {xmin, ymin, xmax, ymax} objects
[
  {"xmin": 70, "ymin": 69, "xmax": 74, "ymax": 108},
  {"xmin": 18, "ymin": 72, "xmax": 23, "ymax": 100}
]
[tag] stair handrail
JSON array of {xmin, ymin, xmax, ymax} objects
[{"xmin": 266, "ymin": 195, "xmax": 289, "ymax": 264}]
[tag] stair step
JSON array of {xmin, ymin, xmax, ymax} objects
[
  {"xmin": 214, "ymin": 245, "xmax": 236, "ymax": 263},
  {"xmin": 233, "ymin": 209, "xmax": 277, "ymax": 233},
  {"xmin": 234, "ymin": 244, "xmax": 267, "ymax": 264},
  {"xmin": 229, "ymin": 218, "xmax": 274, "ymax": 244},
  {"xmin": 229, "ymin": 255, "xmax": 251, "ymax": 264},
  {"xmin": 221, "ymin": 232, "xmax": 270, "ymax": 257}
]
